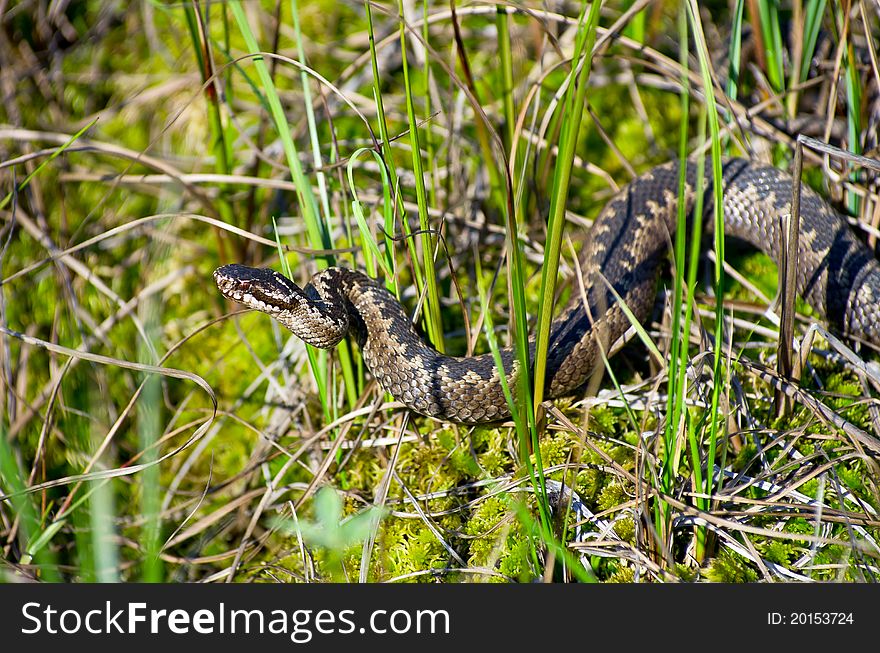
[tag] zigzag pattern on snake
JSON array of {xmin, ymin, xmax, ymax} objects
[{"xmin": 214, "ymin": 157, "xmax": 880, "ymax": 423}]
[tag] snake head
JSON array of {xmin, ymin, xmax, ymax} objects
[
  {"xmin": 214, "ymin": 264, "xmax": 350, "ymax": 348},
  {"xmin": 213, "ymin": 264, "xmax": 302, "ymax": 316}
]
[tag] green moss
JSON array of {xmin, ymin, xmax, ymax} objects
[
  {"xmin": 836, "ymin": 466, "xmax": 872, "ymax": 507},
  {"xmin": 732, "ymin": 440, "xmax": 759, "ymax": 470},
  {"xmin": 761, "ymin": 540, "xmax": 797, "ymax": 566},
  {"xmin": 497, "ymin": 538, "xmax": 536, "ymax": 582},
  {"xmin": 7, "ymin": 0, "xmax": 880, "ymax": 586},
  {"xmin": 612, "ymin": 517, "xmax": 636, "ymax": 544},
  {"xmin": 597, "ymin": 483, "xmax": 628, "ymax": 512},
  {"xmin": 783, "ymin": 518, "xmax": 813, "ymax": 536},
  {"xmin": 465, "ymin": 496, "xmax": 534, "ymax": 583},
  {"xmin": 537, "ymin": 432, "xmax": 575, "ymax": 470},
  {"xmin": 675, "ymin": 564, "xmax": 700, "ymax": 582},
  {"xmin": 576, "ymin": 468, "xmax": 609, "ymax": 504},
  {"xmin": 704, "ymin": 549, "xmax": 758, "ymax": 583},
  {"xmin": 606, "ymin": 565, "xmax": 635, "ymax": 583}
]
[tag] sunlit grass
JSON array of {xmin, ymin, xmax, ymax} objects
[{"xmin": 1, "ymin": 0, "xmax": 878, "ymax": 584}]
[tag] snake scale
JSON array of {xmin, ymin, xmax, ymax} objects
[{"xmin": 214, "ymin": 157, "xmax": 880, "ymax": 423}]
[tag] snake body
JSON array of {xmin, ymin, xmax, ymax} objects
[{"xmin": 214, "ymin": 157, "xmax": 880, "ymax": 423}]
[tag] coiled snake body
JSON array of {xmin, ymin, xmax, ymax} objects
[{"xmin": 215, "ymin": 158, "xmax": 880, "ymax": 423}]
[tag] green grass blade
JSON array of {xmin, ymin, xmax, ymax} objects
[
  {"xmin": 496, "ymin": 8, "xmax": 516, "ymax": 152},
  {"xmin": 347, "ymin": 148, "xmax": 394, "ymax": 280},
  {"xmin": 623, "ymin": 0, "xmax": 646, "ymax": 42},
  {"xmin": 0, "ymin": 423, "xmax": 60, "ymax": 580},
  {"xmin": 843, "ymin": 40, "xmax": 862, "ymax": 214},
  {"xmin": 726, "ymin": 0, "xmax": 746, "ymax": 101},
  {"xmin": 664, "ymin": 1, "xmax": 692, "ymax": 501},
  {"xmin": 228, "ymin": 0, "xmax": 329, "ymax": 260},
  {"xmin": 687, "ymin": 0, "xmax": 727, "ymax": 556},
  {"xmin": 0, "ymin": 118, "xmax": 97, "ymax": 212},
  {"xmin": 137, "ymin": 299, "xmax": 163, "ymax": 582},
  {"xmin": 363, "ymin": 0, "xmax": 402, "ymax": 293},
  {"xmin": 397, "ymin": 0, "xmax": 444, "ymax": 353},
  {"xmin": 532, "ymin": 1, "xmax": 602, "ymax": 415},
  {"xmin": 756, "ymin": 0, "xmax": 786, "ymax": 94},
  {"xmin": 799, "ymin": 0, "xmax": 828, "ymax": 83},
  {"xmin": 290, "ymin": 0, "xmax": 332, "ymax": 221}
]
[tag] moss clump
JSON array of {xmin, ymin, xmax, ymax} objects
[
  {"xmin": 820, "ymin": 371, "xmax": 874, "ymax": 432},
  {"xmin": 675, "ymin": 564, "xmax": 700, "ymax": 582},
  {"xmin": 576, "ymin": 468, "xmax": 609, "ymax": 505},
  {"xmin": 612, "ymin": 517, "xmax": 636, "ymax": 544},
  {"xmin": 606, "ymin": 565, "xmax": 635, "ymax": 583},
  {"xmin": 465, "ymin": 495, "xmax": 533, "ymax": 583},
  {"xmin": 382, "ymin": 521, "xmax": 451, "ymax": 575},
  {"xmin": 704, "ymin": 549, "xmax": 758, "ymax": 582},
  {"xmin": 761, "ymin": 540, "xmax": 798, "ymax": 566},
  {"xmin": 597, "ymin": 483, "xmax": 629, "ymax": 512},
  {"xmin": 537, "ymin": 432, "xmax": 576, "ymax": 470}
]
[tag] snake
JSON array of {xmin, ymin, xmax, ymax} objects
[{"xmin": 214, "ymin": 157, "xmax": 880, "ymax": 423}]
